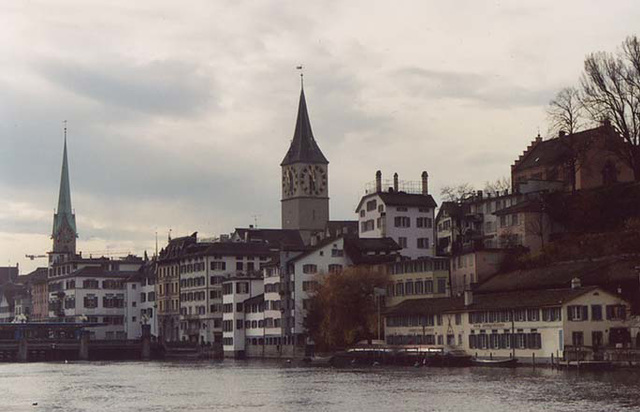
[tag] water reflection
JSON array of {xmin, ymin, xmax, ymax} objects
[{"xmin": 1, "ymin": 360, "xmax": 639, "ymax": 411}]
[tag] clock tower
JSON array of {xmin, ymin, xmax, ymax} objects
[
  {"xmin": 51, "ymin": 135, "xmax": 77, "ymax": 258},
  {"xmin": 281, "ymin": 84, "xmax": 329, "ymax": 243}
]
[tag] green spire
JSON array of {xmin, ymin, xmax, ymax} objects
[
  {"xmin": 52, "ymin": 131, "xmax": 77, "ymax": 251},
  {"xmin": 57, "ymin": 136, "xmax": 73, "ymax": 217}
]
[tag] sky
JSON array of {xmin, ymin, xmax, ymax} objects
[{"xmin": 2, "ymin": 0, "xmax": 640, "ymax": 274}]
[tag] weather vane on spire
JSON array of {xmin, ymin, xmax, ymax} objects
[
  {"xmin": 63, "ymin": 120, "xmax": 68, "ymax": 140},
  {"xmin": 296, "ymin": 65, "xmax": 304, "ymax": 88}
]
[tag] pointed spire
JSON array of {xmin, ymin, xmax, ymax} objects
[
  {"xmin": 52, "ymin": 122, "xmax": 77, "ymax": 252},
  {"xmin": 57, "ymin": 127, "xmax": 73, "ymax": 217},
  {"xmin": 281, "ymin": 83, "xmax": 328, "ymax": 166}
]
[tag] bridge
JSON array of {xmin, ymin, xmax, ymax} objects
[{"xmin": 0, "ymin": 323, "xmax": 158, "ymax": 362}]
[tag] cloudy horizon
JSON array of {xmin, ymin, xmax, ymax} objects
[{"xmin": 2, "ymin": 0, "xmax": 640, "ymax": 274}]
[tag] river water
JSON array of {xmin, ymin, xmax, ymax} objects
[{"xmin": 1, "ymin": 360, "xmax": 640, "ymax": 411}]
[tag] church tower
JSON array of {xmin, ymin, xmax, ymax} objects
[
  {"xmin": 281, "ymin": 83, "xmax": 329, "ymax": 243},
  {"xmin": 51, "ymin": 133, "xmax": 77, "ymax": 257}
]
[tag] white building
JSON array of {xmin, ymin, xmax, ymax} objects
[
  {"xmin": 357, "ymin": 171, "xmax": 437, "ymax": 259},
  {"xmin": 125, "ymin": 260, "xmax": 158, "ymax": 340},
  {"xmin": 222, "ymin": 275, "xmax": 264, "ymax": 358},
  {"xmin": 48, "ymin": 256, "xmax": 143, "ymax": 340},
  {"xmin": 385, "ymin": 283, "xmax": 631, "ymax": 362}
]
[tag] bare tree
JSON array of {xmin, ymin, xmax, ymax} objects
[
  {"xmin": 547, "ymin": 87, "xmax": 585, "ymax": 135},
  {"xmin": 580, "ymin": 35, "xmax": 640, "ymax": 180},
  {"xmin": 483, "ymin": 177, "xmax": 511, "ymax": 194},
  {"xmin": 440, "ymin": 183, "xmax": 475, "ymax": 202}
]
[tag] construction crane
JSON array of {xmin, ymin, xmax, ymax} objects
[{"xmin": 25, "ymin": 254, "xmax": 47, "ymax": 260}]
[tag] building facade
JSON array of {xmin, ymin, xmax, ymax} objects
[
  {"xmin": 385, "ymin": 285, "xmax": 631, "ymax": 362},
  {"xmin": 357, "ymin": 171, "xmax": 437, "ymax": 259}
]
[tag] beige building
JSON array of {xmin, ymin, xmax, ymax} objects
[
  {"xmin": 450, "ymin": 250, "xmax": 505, "ymax": 295},
  {"xmin": 385, "ymin": 284, "xmax": 631, "ymax": 362},
  {"xmin": 385, "ymin": 258, "xmax": 451, "ymax": 307}
]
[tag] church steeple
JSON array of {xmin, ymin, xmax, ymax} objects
[
  {"xmin": 280, "ymin": 82, "xmax": 329, "ymax": 241},
  {"xmin": 280, "ymin": 87, "xmax": 328, "ymax": 166},
  {"xmin": 52, "ymin": 127, "xmax": 77, "ymax": 254}
]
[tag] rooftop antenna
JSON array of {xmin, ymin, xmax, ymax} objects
[
  {"xmin": 251, "ymin": 214, "xmax": 261, "ymax": 228},
  {"xmin": 155, "ymin": 229, "xmax": 158, "ymax": 258}
]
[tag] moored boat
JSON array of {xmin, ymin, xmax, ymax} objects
[{"xmin": 472, "ymin": 357, "xmax": 519, "ymax": 367}]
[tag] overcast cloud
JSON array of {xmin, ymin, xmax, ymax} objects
[{"xmin": 2, "ymin": 0, "xmax": 640, "ymax": 273}]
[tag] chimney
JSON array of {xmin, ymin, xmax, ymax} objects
[
  {"xmin": 477, "ymin": 190, "xmax": 483, "ymax": 199},
  {"xmin": 559, "ymin": 130, "xmax": 566, "ymax": 137},
  {"xmin": 464, "ymin": 289, "xmax": 473, "ymax": 306},
  {"xmin": 571, "ymin": 277, "xmax": 581, "ymax": 289},
  {"xmin": 421, "ymin": 171, "xmax": 429, "ymax": 195},
  {"xmin": 393, "ymin": 173, "xmax": 399, "ymax": 192},
  {"xmin": 375, "ymin": 170, "xmax": 382, "ymax": 192}
]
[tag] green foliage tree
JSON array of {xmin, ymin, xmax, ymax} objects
[{"xmin": 304, "ymin": 266, "xmax": 389, "ymax": 352}]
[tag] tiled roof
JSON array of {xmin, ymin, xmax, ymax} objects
[
  {"xmin": 513, "ymin": 125, "xmax": 614, "ymax": 172},
  {"xmin": 289, "ymin": 235, "xmax": 401, "ymax": 265},
  {"xmin": 281, "ymin": 88, "xmax": 328, "ymax": 166},
  {"xmin": 386, "ymin": 286, "xmax": 605, "ymax": 316},
  {"xmin": 244, "ymin": 293, "xmax": 264, "ymax": 306},
  {"xmin": 51, "ymin": 266, "xmax": 139, "ymax": 281},
  {"xmin": 476, "ymin": 255, "xmax": 640, "ymax": 293},
  {"xmin": 356, "ymin": 191, "xmax": 437, "ymax": 212},
  {"xmin": 232, "ymin": 228, "xmax": 305, "ymax": 250}
]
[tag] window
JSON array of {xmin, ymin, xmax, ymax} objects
[
  {"xmin": 606, "ymin": 305, "xmax": 627, "ymax": 320},
  {"xmin": 424, "ymin": 280, "xmax": 433, "ymax": 294},
  {"xmin": 247, "ymin": 262, "xmax": 255, "ymax": 272},
  {"xmin": 417, "ymin": 217, "xmax": 433, "ymax": 228},
  {"xmin": 398, "ymin": 237, "xmax": 407, "ymax": 248},
  {"xmin": 395, "ymin": 283, "xmax": 404, "ymax": 296},
  {"xmin": 397, "ymin": 207, "xmax": 408, "ymax": 212},
  {"xmin": 527, "ymin": 309, "xmax": 539, "ymax": 322},
  {"xmin": 511, "ymin": 214, "xmax": 519, "ymax": 226},
  {"xmin": 414, "ymin": 281, "xmax": 423, "ymax": 295},
  {"xmin": 359, "ymin": 209, "xmax": 365, "ymax": 217},
  {"xmin": 572, "ymin": 331, "xmax": 584, "ymax": 346},
  {"xmin": 500, "ymin": 215, "xmax": 507, "ymax": 227},
  {"xmin": 405, "ymin": 281, "xmax": 414, "ymax": 295},
  {"xmin": 236, "ymin": 282, "xmax": 249, "ymax": 294},
  {"xmin": 302, "ymin": 281, "xmax": 318, "ymax": 291},
  {"xmin": 331, "ymin": 248, "xmax": 344, "ymax": 257},
  {"xmin": 328, "ymin": 264, "xmax": 343, "ymax": 273},
  {"xmin": 394, "ymin": 216, "xmax": 411, "ymax": 228},
  {"xmin": 236, "ymin": 262, "xmax": 243, "ymax": 271},
  {"xmin": 302, "ymin": 264, "xmax": 318, "ymax": 274},
  {"xmin": 542, "ymin": 307, "xmax": 561, "ymax": 321},
  {"xmin": 417, "ymin": 238, "xmax": 429, "ymax": 249},
  {"xmin": 360, "ymin": 220, "xmax": 375, "ymax": 232},
  {"xmin": 236, "ymin": 320, "xmax": 243, "ymax": 330},
  {"xmin": 591, "ymin": 305, "xmax": 603, "ymax": 321},
  {"xmin": 211, "ymin": 261, "xmax": 226, "ymax": 271},
  {"xmin": 366, "ymin": 200, "xmax": 377, "ymax": 211},
  {"xmin": 436, "ymin": 278, "xmax": 446, "ymax": 294},
  {"xmin": 455, "ymin": 313, "xmax": 462, "ymax": 325},
  {"xmin": 567, "ymin": 305, "xmax": 588, "ymax": 321}
]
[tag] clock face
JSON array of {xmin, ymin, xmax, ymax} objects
[
  {"xmin": 299, "ymin": 165, "xmax": 327, "ymax": 196},
  {"xmin": 282, "ymin": 168, "xmax": 297, "ymax": 197},
  {"xmin": 58, "ymin": 224, "xmax": 75, "ymax": 244}
]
